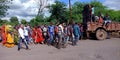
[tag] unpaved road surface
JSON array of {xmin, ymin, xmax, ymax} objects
[{"xmin": 0, "ymin": 38, "xmax": 120, "ymax": 60}]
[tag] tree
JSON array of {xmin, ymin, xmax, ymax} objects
[
  {"xmin": 48, "ymin": 1, "xmax": 68, "ymax": 22},
  {"xmin": 35, "ymin": 16, "xmax": 44, "ymax": 22},
  {"xmin": 2, "ymin": 19, "xmax": 9, "ymax": 24},
  {"xmin": 0, "ymin": 0, "xmax": 12, "ymax": 18},
  {"xmin": 90, "ymin": 1, "xmax": 120, "ymax": 22},
  {"xmin": 72, "ymin": 1, "xmax": 108, "ymax": 23},
  {"xmin": 21, "ymin": 19, "xmax": 27, "ymax": 25},
  {"xmin": 72, "ymin": 2, "xmax": 86, "ymax": 23},
  {"xmin": 35, "ymin": 0, "xmax": 49, "ymax": 17},
  {"xmin": 0, "ymin": 19, "xmax": 9, "ymax": 25},
  {"xmin": 90, "ymin": 1, "xmax": 107, "ymax": 15},
  {"xmin": 10, "ymin": 16, "xmax": 19, "ymax": 25},
  {"xmin": 29, "ymin": 18, "xmax": 38, "ymax": 27},
  {"xmin": 106, "ymin": 10, "xmax": 120, "ymax": 22}
]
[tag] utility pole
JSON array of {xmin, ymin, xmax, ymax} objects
[{"xmin": 69, "ymin": 0, "xmax": 73, "ymax": 24}]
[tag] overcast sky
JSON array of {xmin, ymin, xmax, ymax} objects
[{"xmin": 2, "ymin": 0, "xmax": 120, "ymax": 22}]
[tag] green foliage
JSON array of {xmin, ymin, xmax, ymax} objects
[
  {"xmin": 72, "ymin": 1, "xmax": 120, "ymax": 22},
  {"xmin": 29, "ymin": 17, "xmax": 41, "ymax": 27},
  {"xmin": 72, "ymin": 2, "xmax": 86, "ymax": 23},
  {"xmin": 1, "ymin": 0, "xmax": 120, "ymax": 27},
  {"xmin": 10, "ymin": 16, "xmax": 19, "ymax": 25},
  {"xmin": 29, "ymin": 18, "xmax": 49, "ymax": 27},
  {"xmin": 28, "ymin": 0, "xmax": 120, "ymax": 26},
  {"xmin": 106, "ymin": 10, "xmax": 120, "ymax": 22},
  {"xmin": 72, "ymin": 1, "xmax": 107, "ymax": 23},
  {"xmin": 89, "ymin": 1, "xmax": 120, "ymax": 22},
  {"xmin": 0, "ymin": 19, "xmax": 9, "ymax": 26},
  {"xmin": 35, "ymin": 16, "xmax": 44, "ymax": 22},
  {"xmin": 90, "ymin": 1, "xmax": 107, "ymax": 15},
  {"xmin": 29, "ymin": 18, "xmax": 36, "ymax": 27},
  {"xmin": 48, "ymin": 0, "xmax": 68, "ymax": 23},
  {"xmin": 0, "ymin": 0, "xmax": 12, "ymax": 17},
  {"xmin": 21, "ymin": 19, "xmax": 27, "ymax": 25}
]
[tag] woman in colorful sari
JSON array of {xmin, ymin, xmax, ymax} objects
[
  {"xmin": 32, "ymin": 26, "xmax": 44, "ymax": 44},
  {"xmin": 4, "ymin": 25, "xmax": 14, "ymax": 48},
  {"xmin": 13, "ymin": 27, "xmax": 19, "ymax": 45},
  {"xmin": 1, "ymin": 24, "xmax": 7, "ymax": 45},
  {"xmin": 36, "ymin": 26, "xmax": 44, "ymax": 44},
  {"xmin": 0, "ymin": 28, "xmax": 2, "ymax": 42},
  {"xmin": 32, "ymin": 27, "xmax": 37, "ymax": 43}
]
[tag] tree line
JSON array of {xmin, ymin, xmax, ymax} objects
[{"xmin": 0, "ymin": 0, "xmax": 120, "ymax": 27}]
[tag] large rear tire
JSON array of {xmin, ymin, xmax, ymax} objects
[
  {"xmin": 119, "ymin": 31, "xmax": 120, "ymax": 38},
  {"xmin": 96, "ymin": 29, "xmax": 107, "ymax": 40}
]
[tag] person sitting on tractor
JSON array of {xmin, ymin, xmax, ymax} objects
[
  {"xmin": 98, "ymin": 12, "xmax": 104, "ymax": 23},
  {"xmin": 103, "ymin": 13, "xmax": 111, "ymax": 25}
]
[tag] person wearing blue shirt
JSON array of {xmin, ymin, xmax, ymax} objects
[
  {"xmin": 48, "ymin": 22, "xmax": 55, "ymax": 45},
  {"xmin": 73, "ymin": 22, "xmax": 81, "ymax": 46}
]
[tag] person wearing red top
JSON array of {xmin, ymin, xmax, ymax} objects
[
  {"xmin": 1, "ymin": 24, "xmax": 7, "ymax": 45},
  {"xmin": 36, "ymin": 26, "xmax": 44, "ymax": 43},
  {"xmin": 32, "ymin": 26, "xmax": 44, "ymax": 44},
  {"xmin": 98, "ymin": 12, "xmax": 104, "ymax": 23},
  {"xmin": 32, "ymin": 27, "xmax": 36, "ymax": 43}
]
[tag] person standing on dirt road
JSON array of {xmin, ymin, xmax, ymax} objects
[
  {"xmin": 48, "ymin": 22, "xmax": 55, "ymax": 45},
  {"xmin": 24, "ymin": 25, "xmax": 30, "ymax": 45},
  {"xmin": 18, "ymin": 24, "xmax": 30, "ymax": 51},
  {"xmin": 73, "ymin": 22, "xmax": 81, "ymax": 46}
]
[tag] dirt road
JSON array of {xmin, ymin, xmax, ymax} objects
[{"xmin": 0, "ymin": 38, "xmax": 120, "ymax": 60}]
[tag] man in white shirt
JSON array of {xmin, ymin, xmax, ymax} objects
[
  {"xmin": 24, "ymin": 25, "xmax": 29, "ymax": 44},
  {"xmin": 57, "ymin": 23, "xmax": 64, "ymax": 49},
  {"xmin": 18, "ymin": 24, "xmax": 29, "ymax": 51}
]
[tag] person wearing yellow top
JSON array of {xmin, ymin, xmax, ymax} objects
[{"xmin": 5, "ymin": 25, "xmax": 14, "ymax": 48}]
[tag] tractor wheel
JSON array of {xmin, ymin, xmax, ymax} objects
[
  {"xmin": 119, "ymin": 31, "xmax": 120, "ymax": 38},
  {"xmin": 96, "ymin": 29, "xmax": 107, "ymax": 40}
]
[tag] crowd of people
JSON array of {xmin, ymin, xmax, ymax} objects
[
  {"xmin": 0, "ymin": 22, "xmax": 83, "ymax": 50},
  {"xmin": 0, "ymin": 4, "xmax": 111, "ymax": 51}
]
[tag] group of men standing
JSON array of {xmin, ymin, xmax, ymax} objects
[
  {"xmin": 32, "ymin": 22, "xmax": 82, "ymax": 49},
  {"xmin": 16, "ymin": 22, "xmax": 82, "ymax": 50}
]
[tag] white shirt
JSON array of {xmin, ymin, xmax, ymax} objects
[
  {"xmin": 58, "ymin": 24, "xmax": 64, "ymax": 33},
  {"xmin": 24, "ymin": 27, "xmax": 29, "ymax": 36},
  {"xmin": 18, "ymin": 28, "xmax": 25, "ymax": 39}
]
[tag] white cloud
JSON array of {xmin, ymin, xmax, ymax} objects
[
  {"xmin": 103, "ymin": 0, "xmax": 120, "ymax": 10},
  {"xmin": 2, "ymin": 0, "xmax": 55, "ymax": 22},
  {"xmin": 2, "ymin": 0, "xmax": 119, "ymax": 22}
]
